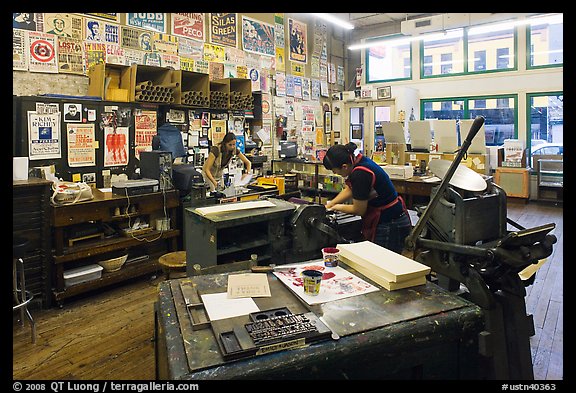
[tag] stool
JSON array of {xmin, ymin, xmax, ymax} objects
[
  {"xmin": 13, "ymin": 236, "xmax": 36, "ymax": 344},
  {"xmin": 158, "ymin": 251, "xmax": 187, "ymax": 280}
]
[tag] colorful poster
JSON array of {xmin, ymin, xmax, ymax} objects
[
  {"xmin": 120, "ymin": 27, "xmax": 154, "ymax": 52},
  {"xmin": 203, "ymin": 43, "xmax": 225, "ymax": 62},
  {"xmin": 127, "ymin": 13, "xmax": 166, "ymax": 33},
  {"xmin": 249, "ymin": 68, "xmax": 260, "ymax": 91},
  {"xmin": 302, "ymin": 77, "xmax": 311, "ymax": 101},
  {"xmin": 311, "ymin": 79, "xmax": 321, "ymax": 101},
  {"xmin": 105, "ymin": 43, "xmax": 126, "ymax": 66},
  {"xmin": 59, "ymin": 38, "xmax": 84, "ymax": 74},
  {"xmin": 210, "ymin": 13, "xmax": 237, "ymax": 47},
  {"xmin": 241, "ymin": 16, "xmax": 274, "ymax": 57},
  {"xmin": 13, "ymin": 13, "xmax": 40, "ymax": 32},
  {"xmin": 288, "ymin": 18, "xmax": 307, "ymax": 63},
  {"xmin": 28, "ymin": 32, "xmax": 58, "ymax": 73},
  {"xmin": 275, "ymin": 72, "xmax": 286, "ymax": 97},
  {"xmin": 28, "ymin": 111, "xmax": 61, "ymax": 160},
  {"xmin": 104, "ymin": 126, "xmax": 129, "ymax": 166},
  {"xmin": 210, "ymin": 120, "xmax": 227, "ymax": 144},
  {"xmin": 275, "ymin": 47, "xmax": 286, "ymax": 72},
  {"xmin": 194, "ymin": 59, "xmax": 209, "ymax": 74},
  {"xmin": 274, "ymin": 13, "xmax": 285, "ymax": 48},
  {"xmin": 134, "ymin": 111, "xmax": 157, "ymax": 160},
  {"xmin": 171, "ymin": 13, "xmax": 205, "ymax": 41},
  {"xmin": 224, "ymin": 63, "xmax": 237, "ymax": 78},
  {"xmin": 261, "ymin": 93, "xmax": 272, "ymax": 120},
  {"xmin": 84, "ymin": 42, "xmax": 106, "ymax": 71},
  {"xmin": 43, "ymin": 13, "xmax": 83, "ymax": 40},
  {"xmin": 67, "ymin": 123, "xmax": 96, "ymax": 167},
  {"xmin": 285, "ymin": 74, "xmax": 294, "ymax": 97},
  {"xmin": 293, "ymin": 76, "xmax": 302, "ymax": 99},
  {"xmin": 178, "ymin": 36, "xmax": 204, "ymax": 60},
  {"xmin": 152, "ymin": 33, "xmax": 178, "ymax": 54},
  {"xmin": 236, "ymin": 65, "xmax": 248, "ymax": 79}
]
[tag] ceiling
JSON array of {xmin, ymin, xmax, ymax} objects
[{"xmin": 331, "ymin": 13, "xmax": 439, "ymax": 29}]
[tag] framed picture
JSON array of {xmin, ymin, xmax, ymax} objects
[
  {"xmin": 324, "ymin": 111, "xmax": 332, "ymax": 134},
  {"xmin": 351, "ymin": 124, "xmax": 363, "ymax": 140},
  {"xmin": 334, "ymin": 131, "xmax": 341, "ymax": 138},
  {"xmin": 377, "ymin": 86, "xmax": 392, "ymax": 100}
]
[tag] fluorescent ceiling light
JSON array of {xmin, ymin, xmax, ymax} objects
[
  {"xmin": 349, "ymin": 29, "xmax": 463, "ymax": 50},
  {"xmin": 468, "ymin": 14, "xmax": 562, "ymax": 36},
  {"xmin": 310, "ymin": 13, "xmax": 354, "ymax": 30}
]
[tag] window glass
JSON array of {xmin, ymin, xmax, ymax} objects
[
  {"xmin": 421, "ymin": 29, "xmax": 464, "ymax": 77},
  {"xmin": 467, "ymin": 24, "xmax": 515, "ymax": 72},
  {"xmin": 527, "ymin": 93, "xmax": 563, "ymax": 166},
  {"xmin": 528, "ymin": 14, "xmax": 563, "ymax": 67},
  {"xmin": 366, "ymin": 36, "xmax": 412, "ymax": 82}
]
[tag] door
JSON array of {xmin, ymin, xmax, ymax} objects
[{"xmin": 343, "ymin": 99, "xmax": 395, "ymax": 158}]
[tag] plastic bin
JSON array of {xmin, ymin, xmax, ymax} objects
[{"xmin": 63, "ymin": 264, "xmax": 103, "ymax": 287}]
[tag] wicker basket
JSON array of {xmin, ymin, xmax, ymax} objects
[{"xmin": 98, "ymin": 254, "xmax": 128, "ymax": 272}]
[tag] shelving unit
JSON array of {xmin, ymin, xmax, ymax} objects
[
  {"xmin": 272, "ymin": 159, "xmax": 344, "ymax": 203},
  {"xmin": 50, "ymin": 189, "xmax": 180, "ymax": 305},
  {"xmin": 537, "ymin": 159, "xmax": 563, "ymax": 203}
]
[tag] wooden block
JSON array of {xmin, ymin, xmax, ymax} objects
[
  {"xmin": 68, "ymin": 232, "xmax": 105, "ymax": 247},
  {"xmin": 337, "ymin": 241, "xmax": 430, "ymax": 283}
]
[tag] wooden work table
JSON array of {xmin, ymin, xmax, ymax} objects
[
  {"xmin": 154, "ymin": 262, "xmax": 485, "ymax": 380},
  {"xmin": 391, "ymin": 176, "xmax": 441, "ymax": 209}
]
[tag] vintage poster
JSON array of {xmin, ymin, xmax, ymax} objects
[
  {"xmin": 84, "ymin": 42, "xmax": 106, "ymax": 71},
  {"xmin": 311, "ymin": 79, "xmax": 321, "ymax": 101},
  {"xmin": 249, "ymin": 68, "xmax": 260, "ymax": 91},
  {"xmin": 160, "ymin": 53, "xmax": 180, "ymax": 69},
  {"xmin": 171, "ymin": 13, "xmax": 205, "ymax": 41},
  {"xmin": 123, "ymin": 48, "xmax": 144, "ymax": 65},
  {"xmin": 274, "ymin": 260, "xmax": 379, "ymax": 305},
  {"xmin": 293, "ymin": 76, "xmax": 302, "ymax": 99},
  {"xmin": 225, "ymin": 47, "xmax": 245, "ymax": 65},
  {"xmin": 260, "ymin": 69, "xmax": 269, "ymax": 92},
  {"xmin": 311, "ymin": 54, "xmax": 320, "ymax": 77},
  {"xmin": 134, "ymin": 110, "xmax": 157, "ymax": 160},
  {"xmin": 103, "ymin": 126, "xmax": 129, "ymax": 166},
  {"xmin": 105, "ymin": 44, "xmax": 126, "ymax": 66},
  {"xmin": 193, "ymin": 59, "xmax": 209, "ymax": 74},
  {"xmin": 301, "ymin": 77, "xmax": 311, "ymax": 101},
  {"xmin": 241, "ymin": 16, "xmax": 274, "ymax": 57},
  {"xmin": 43, "ymin": 13, "xmax": 83, "ymax": 40},
  {"xmin": 57, "ymin": 38, "xmax": 84, "ymax": 74},
  {"xmin": 28, "ymin": 111, "xmax": 61, "ymax": 160},
  {"xmin": 285, "ymin": 74, "xmax": 294, "ymax": 97},
  {"xmin": 13, "ymin": 13, "xmax": 41, "ymax": 32},
  {"xmin": 275, "ymin": 47, "xmax": 286, "ymax": 72},
  {"xmin": 178, "ymin": 36, "xmax": 204, "ymax": 60},
  {"xmin": 67, "ymin": 123, "xmax": 96, "ymax": 167},
  {"xmin": 288, "ymin": 18, "xmax": 307, "ymax": 64},
  {"xmin": 261, "ymin": 93, "xmax": 272, "ymax": 120},
  {"xmin": 320, "ymin": 80, "xmax": 329, "ymax": 97},
  {"xmin": 179, "ymin": 57, "xmax": 194, "ymax": 71},
  {"xmin": 291, "ymin": 62, "xmax": 304, "ymax": 77},
  {"xmin": 152, "ymin": 33, "xmax": 178, "ymax": 54},
  {"xmin": 127, "ymin": 13, "xmax": 166, "ymax": 33},
  {"xmin": 274, "ymin": 13, "xmax": 285, "ymax": 48},
  {"xmin": 203, "ymin": 43, "xmax": 225, "ymax": 63},
  {"xmin": 121, "ymin": 26, "xmax": 154, "ymax": 51},
  {"xmin": 28, "ymin": 32, "xmax": 58, "ymax": 73},
  {"xmin": 275, "ymin": 72, "xmax": 286, "ymax": 97},
  {"xmin": 84, "ymin": 18, "xmax": 112, "ymax": 43},
  {"xmin": 210, "ymin": 13, "xmax": 237, "ymax": 47},
  {"xmin": 328, "ymin": 63, "xmax": 336, "ymax": 84},
  {"xmin": 13, "ymin": 29, "xmax": 28, "ymax": 71},
  {"xmin": 210, "ymin": 120, "xmax": 227, "ymax": 145},
  {"xmin": 208, "ymin": 62, "xmax": 224, "ymax": 80},
  {"xmin": 223, "ymin": 63, "xmax": 237, "ymax": 78},
  {"xmin": 236, "ymin": 65, "xmax": 247, "ymax": 79}
]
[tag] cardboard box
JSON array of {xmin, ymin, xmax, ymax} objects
[
  {"xmin": 441, "ymin": 153, "xmax": 489, "ymax": 175},
  {"xmin": 172, "ymin": 69, "xmax": 209, "ymax": 107},
  {"xmin": 382, "ymin": 164, "xmax": 413, "ymax": 180},
  {"xmin": 385, "ymin": 143, "xmax": 407, "ymax": 165},
  {"xmin": 87, "ymin": 63, "xmax": 131, "ymax": 102},
  {"xmin": 128, "ymin": 64, "xmax": 173, "ymax": 103}
]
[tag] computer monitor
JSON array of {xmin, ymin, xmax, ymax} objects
[
  {"xmin": 381, "ymin": 122, "xmax": 406, "ymax": 144},
  {"xmin": 172, "ymin": 164, "xmax": 204, "ymax": 194},
  {"xmin": 408, "ymin": 121, "xmax": 432, "ymax": 152}
]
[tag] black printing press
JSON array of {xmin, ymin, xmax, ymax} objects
[{"xmin": 404, "ymin": 116, "xmax": 557, "ymax": 380}]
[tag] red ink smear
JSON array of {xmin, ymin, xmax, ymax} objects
[
  {"xmin": 304, "ymin": 265, "xmax": 325, "ymax": 271},
  {"xmin": 322, "ymin": 272, "xmax": 336, "ymax": 280},
  {"xmin": 292, "ymin": 277, "xmax": 304, "ymax": 287}
]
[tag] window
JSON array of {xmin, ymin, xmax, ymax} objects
[
  {"xmin": 440, "ymin": 53, "xmax": 453, "ymax": 74},
  {"xmin": 366, "ymin": 35, "xmax": 412, "ymax": 82},
  {"xmin": 528, "ymin": 14, "xmax": 563, "ymax": 68},
  {"xmin": 423, "ymin": 55, "xmax": 433, "ymax": 76},
  {"xmin": 422, "ymin": 95, "xmax": 517, "ymax": 146},
  {"xmin": 421, "ymin": 29, "xmax": 464, "ymax": 78},
  {"xmin": 527, "ymin": 93, "xmax": 563, "ymax": 165},
  {"xmin": 467, "ymin": 23, "xmax": 515, "ymax": 73}
]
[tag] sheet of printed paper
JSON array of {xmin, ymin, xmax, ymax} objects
[
  {"xmin": 200, "ymin": 292, "xmax": 260, "ymax": 321},
  {"xmin": 273, "ymin": 260, "xmax": 379, "ymax": 306},
  {"xmin": 227, "ymin": 273, "xmax": 271, "ymax": 298}
]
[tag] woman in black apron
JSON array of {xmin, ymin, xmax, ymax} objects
[{"xmin": 322, "ymin": 142, "xmax": 411, "ymax": 253}]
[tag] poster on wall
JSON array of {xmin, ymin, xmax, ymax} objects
[
  {"xmin": 153, "ymin": 33, "xmax": 178, "ymax": 54},
  {"xmin": 42, "ymin": 13, "xmax": 83, "ymax": 40},
  {"xmin": 121, "ymin": 26, "xmax": 155, "ymax": 51},
  {"xmin": 178, "ymin": 36, "xmax": 204, "ymax": 60},
  {"xmin": 27, "ymin": 32, "xmax": 58, "ymax": 73},
  {"xmin": 28, "ymin": 111, "xmax": 61, "ymax": 160},
  {"xmin": 58, "ymin": 38, "xmax": 85, "ymax": 74},
  {"xmin": 67, "ymin": 123, "xmax": 96, "ymax": 167},
  {"xmin": 13, "ymin": 13, "xmax": 40, "ymax": 32},
  {"xmin": 84, "ymin": 13, "xmax": 119, "ymax": 22},
  {"xmin": 171, "ymin": 13, "xmax": 205, "ymax": 42},
  {"xmin": 210, "ymin": 13, "xmax": 237, "ymax": 47},
  {"xmin": 241, "ymin": 16, "xmax": 275, "ymax": 57},
  {"xmin": 127, "ymin": 13, "xmax": 167, "ymax": 33},
  {"xmin": 288, "ymin": 18, "xmax": 307, "ymax": 64},
  {"xmin": 274, "ymin": 13, "xmax": 285, "ymax": 48},
  {"xmin": 13, "ymin": 29, "xmax": 28, "ymax": 71},
  {"xmin": 84, "ymin": 42, "xmax": 106, "ymax": 70},
  {"xmin": 84, "ymin": 18, "xmax": 120, "ymax": 43},
  {"xmin": 134, "ymin": 110, "xmax": 157, "ymax": 161}
]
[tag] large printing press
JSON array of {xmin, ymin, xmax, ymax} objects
[{"xmin": 174, "ymin": 116, "xmax": 556, "ymax": 379}]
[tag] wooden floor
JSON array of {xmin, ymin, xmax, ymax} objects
[{"xmin": 12, "ymin": 200, "xmax": 563, "ymax": 380}]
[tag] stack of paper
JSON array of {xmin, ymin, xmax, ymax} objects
[{"xmin": 337, "ymin": 241, "xmax": 431, "ymax": 291}]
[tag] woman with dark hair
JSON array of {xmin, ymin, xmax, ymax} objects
[
  {"xmin": 202, "ymin": 132, "xmax": 252, "ymax": 192},
  {"xmin": 323, "ymin": 142, "xmax": 411, "ymax": 253}
]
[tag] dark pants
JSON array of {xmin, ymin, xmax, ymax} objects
[{"xmin": 373, "ymin": 212, "xmax": 412, "ymax": 253}]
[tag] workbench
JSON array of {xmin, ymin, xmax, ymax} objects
[
  {"xmin": 154, "ymin": 263, "xmax": 485, "ymax": 380},
  {"xmin": 391, "ymin": 176, "xmax": 441, "ymax": 209}
]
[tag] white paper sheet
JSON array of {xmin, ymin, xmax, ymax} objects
[{"xmin": 200, "ymin": 292, "xmax": 260, "ymax": 321}]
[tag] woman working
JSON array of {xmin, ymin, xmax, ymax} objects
[
  {"xmin": 322, "ymin": 142, "xmax": 411, "ymax": 253},
  {"xmin": 202, "ymin": 132, "xmax": 252, "ymax": 192}
]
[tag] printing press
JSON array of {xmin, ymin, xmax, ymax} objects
[{"xmin": 404, "ymin": 116, "xmax": 557, "ymax": 380}]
